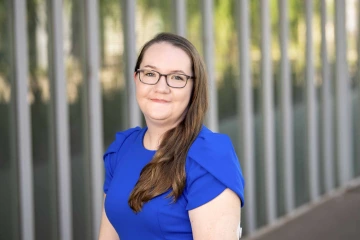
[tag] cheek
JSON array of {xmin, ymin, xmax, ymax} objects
[
  {"xmin": 185, "ymin": 92, "xmax": 192, "ymax": 106},
  {"xmin": 135, "ymin": 82, "xmax": 149, "ymax": 99},
  {"xmin": 178, "ymin": 88, "xmax": 193, "ymax": 109},
  {"xmin": 184, "ymin": 84, "xmax": 193, "ymax": 105}
]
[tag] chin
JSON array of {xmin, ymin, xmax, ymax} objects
[
  {"xmin": 145, "ymin": 109, "xmax": 171, "ymax": 120},
  {"xmin": 145, "ymin": 113, "xmax": 179, "ymax": 125},
  {"xmin": 148, "ymin": 115, "xmax": 171, "ymax": 122}
]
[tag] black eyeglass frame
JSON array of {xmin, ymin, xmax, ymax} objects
[{"xmin": 135, "ymin": 69, "xmax": 194, "ymax": 89}]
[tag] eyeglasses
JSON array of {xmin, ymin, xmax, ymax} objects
[{"xmin": 135, "ymin": 69, "xmax": 194, "ymax": 88}]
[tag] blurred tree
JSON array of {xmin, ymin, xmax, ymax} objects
[
  {"xmin": 289, "ymin": 0, "xmax": 304, "ymax": 46},
  {"xmin": 0, "ymin": 0, "xmax": 8, "ymax": 74},
  {"xmin": 214, "ymin": 0, "xmax": 236, "ymax": 74},
  {"xmin": 70, "ymin": 0, "xmax": 85, "ymax": 62},
  {"xmin": 99, "ymin": 0, "xmax": 121, "ymax": 65},
  {"xmin": 25, "ymin": 0, "xmax": 51, "ymax": 165},
  {"xmin": 138, "ymin": 0, "xmax": 172, "ymax": 31},
  {"xmin": 27, "ymin": 0, "xmax": 38, "ymax": 75},
  {"xmin": 218, "ymin": 65, "xmax": 237, "ymax": 120}
]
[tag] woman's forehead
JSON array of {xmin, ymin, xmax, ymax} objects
[{"xmin": 141, "ymin": 42, "xmax": 192, "ymax": 73}]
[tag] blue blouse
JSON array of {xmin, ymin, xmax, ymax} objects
[{"xmin": 103, "ymin": 126, "xmax": 245, "ymax": 240}]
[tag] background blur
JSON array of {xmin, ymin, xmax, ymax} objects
[{"xmin": 0, "ymin": 0, "xmax": 359, "ymax": 240}]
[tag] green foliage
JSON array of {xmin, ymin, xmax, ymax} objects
[
  {"xmin": 186, "ymin": 0, "xmax": 202, "ymax": 53},
  {"xmin": 289, "ymin": 0, "xmax": 304, "ymax": 45},
  {"xmin": 214, "ymin": 0, "xmax": 236, "ymax": 73},
  {"xmin": 0, "ymin": 0, "xmax": 6, "ymax": 33},
  {"xmin": 0, "ymin": 0, "xmax": 16, "ymax": 76},
  {"xmin": 137, "ymin": 0, "xmax": 173, "ymax": 32},
  {"xmin": 0, "ymin": 0, "xmax": 341, "ymax": 119},
  {"xmin": 217, "ymin": 65, "xmax": 237, "ymax": 120},
  {"xmin": 27, "ymin": 0, "xmax": 39, "ymax": 74},
  {"xmin": 100, "ymin": 0, "xmax": 121, "ymax": 23}
]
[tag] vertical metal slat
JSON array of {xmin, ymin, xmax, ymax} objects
[
  {"xmin": 278, "ymin": 0, "xmax": 295, "ymax": 213},
  {"xmin": 13, "ymin": 0, "xmax": 35, "ymax": 239},
  {"xmin": 201, "ymin": 0, "xmax": 218, "ymax": 132},
  {"xmin": 260, "ymin": 0, "xmax": 277, "ymax": 224},
  {"xmin": 305, "ymin": 0, "xmax": 320, "ymax": 202},
  {"xmin": 236, "ymin": 0, "xmax": 256, "ymax": 233},
  {"xmin": 7, "ymin": 0, "xmax": 21, "ymax": 238},
  {"xmin": 122, "ymin": 0, "xmax": 141, "ymax": 128},
  {"xmin": 335, "ymin": 0, "xmax": 353, "ymax": 186},
  {"xmin": 236, "ymin": 0, "xmax": 256, "ymax": 234},
  {"xmin": 48, "ymin": 0, "xmax": 73, "ymax": 239},
  {"xmin": 173, "ymin": 0, "xmax": 186, "ymax": 37},
  {"xmin": 84, "ymin": 0, "xmax": 104, "ymax": 239},
  {"xmin": 80, "ymin": 0, "xmax": 92, "ymax": 238},
  {"xmin": 320, "ymin": 0, "xmax": 334, "ymax": 193},
  {"xmin": 357, "ymin": 0, "xmax": 360, "ymax": 177}
]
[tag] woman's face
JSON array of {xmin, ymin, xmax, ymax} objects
[{"xmin": 134, "ymin": 42, "xmax": 193, "ymax": 127}]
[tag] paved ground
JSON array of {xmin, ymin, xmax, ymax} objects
[{"xmin": 245, "ymin": 182, "xmax": 360, "ymax": 240}]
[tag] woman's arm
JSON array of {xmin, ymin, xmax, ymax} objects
[
  {"xmin": 98, "ymin": 194, "xmax": 120, "ymax": 240},
  {"xmin": 188, "ymin": 188, "xmax": 241, "ymax": 240}
]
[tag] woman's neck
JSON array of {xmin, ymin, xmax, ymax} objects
[
  {"xmin": 143, "ymin": 127, "xmax": 165, "ymax": 150},
  {"xmin": 144, "ymin": 119, "xmax": 180, "ymax": 150}
]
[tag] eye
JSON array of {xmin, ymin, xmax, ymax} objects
[
  {"xmin": 172, "ymin": 74, "xmax": 186, "ymax": 81},
  {"xmin": 143, "ymin": 70, "xmax": 156, "ymax": 77}
]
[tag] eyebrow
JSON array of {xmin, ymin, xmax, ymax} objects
[{"xmin": 143, "ymin": 65, "xmax": 187, "ymax": 74}]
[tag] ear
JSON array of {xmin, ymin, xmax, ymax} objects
[{"xmin": 133, "ymin": 72, "xmax": 137, "ymax": 83}]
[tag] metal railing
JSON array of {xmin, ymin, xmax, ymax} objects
[{"xmin": 1, "ymin": 0, "xmax": 359, "ymax": 239}]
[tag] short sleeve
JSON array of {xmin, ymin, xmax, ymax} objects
[
  {"xmin": 103, "ymin": 127, "xmax": 141, "ymax": 194},
  {"xmin": 185, "ymin": 158, "xmax": 227, "ymax": 210},
  {"xmin": 103, "ymin": 153, "xmax": 115, "ymax": 194},
  {"xmin": 186, "ymin": 127, "xmax": 245, "ymax": 209}
]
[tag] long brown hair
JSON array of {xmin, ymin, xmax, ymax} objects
[{"xmin": 128, "ymin": 32, "xmax": 208, "ymax": 213}]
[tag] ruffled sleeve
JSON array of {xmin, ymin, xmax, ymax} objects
[
  {"xmin": 185, "ymin": 127, "xmax": 245, "ymax": 210},
  {"xmin": 103, "ymin": 127, "xmax": 141, "ymax": 194}
]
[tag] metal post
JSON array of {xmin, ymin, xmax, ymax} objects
[
  {"xmin": 354, "ymin": 0, "xmax": 360, "ymax": 176},
  {"xmin": 305, "ymin": 0, "xmax": 320, "ymax": 202},
  {"xmin": 278, "ymin": 0, "xmax": 295, "ymax": 213},
  {"xmin": 260, "ymin": 0, "xmax": 277, "ymax": 224},
  {"xmin": 77, "ymin": 1, "xmax": 92, "ymax": 238},
  {"xmin": 320, "ymin": 0, "xmax": 334, "ymax": 193},
  {"xmin": 335, "ymin": 0, "xmax": 353, "ymax": 186},
  {"xmin": 13, "ymin": 0, "xmax": 35, "ymax": 239},
  {"xmin": 201, "ymin": 0, "xmax": 218, "ymax": 132},
  {"xmin": 8, "ymin": 0, "xmax": 21, "ymax": 238},
  {"xmin": 122, "ymin": 0, "xmax": 141, "ymax": 128},
  {"xmin": 173, "ymin": 0, "xmax": 186, "ymax": 37},
  {"xmin": 357, "ymin": 0, "xmax": 360, "ymax": 176},
  {"xmin": 84, "ymin": 0, "xmax": 104, "ymax": 238},
  {"xmin": 236, "ymin": 0, "xmax": 256, "ymax": 234},
  {"xmin": 48, "ymin": 0, "xmax": 73, "ymax": 239}
]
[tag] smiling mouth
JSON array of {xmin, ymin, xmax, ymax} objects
[{"xmin": 151, "ymin": 99, "xmax": 170, "ymax": 103}]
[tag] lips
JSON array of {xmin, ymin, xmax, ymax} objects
[{"xmin": 150, "ymin": 98, "xmax": 170, "ymax": 103}]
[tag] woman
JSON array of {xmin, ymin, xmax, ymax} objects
[{"xmin": 99, "ymin": 32, "xmax": 245, "ymax": 240}]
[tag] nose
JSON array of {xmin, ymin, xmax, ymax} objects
[{"xmin": 154, "ymin": 75, "xmax": 170, "ymax": 93}]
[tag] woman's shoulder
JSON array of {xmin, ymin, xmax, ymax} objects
[
  {"xmin": 187, "ymin": 125, "xmax": 240, "ymax": 170},
  {"xmin": 186, "ymin": 125, "xmax": 245, "ymax": 206},
  {"xmin": 189, "ymin": 126, "xmax": 235, "ymax": 157},
  {"xmin": 104, "ymin": 126, "xmax": 143, "ymax": 157}
]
